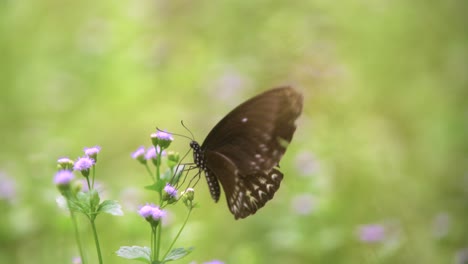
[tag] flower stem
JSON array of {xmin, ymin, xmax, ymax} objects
[
  {"xmin": 69, "ymin": 202, "xmax": 87, "ymax": 264},
  {"xmin": 90, "ymin": 219, "xmax": 103, "ymax": 264},
  {"xmin": 162, "ymin": 206, "xmax": 193, "ymax": 260},
  {"xmin": 91, "ymin": 165, "xmax": 96, "ymax": 189},
  {"xmin": 156, "ymin": 223, "xmax": 162, "ymax": 261},
  {"xmin": 152, "ymin": 225, "xmax": 158, "ymax": 262}
]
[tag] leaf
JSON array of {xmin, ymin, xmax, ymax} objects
[
  {"xmin": 116, "ymin": 246, "xmax": 151, "ymax": 263},
  {"xmin": 163, "ymin": 247, "xmax": 194, "ymax": 262},
  {"xmin": 145, "ymin": 180, "xmax": 167, "ymax": 193},
  {"xmin": 99, "ymin": 200, "xmax": 124, "ymax": 216}
]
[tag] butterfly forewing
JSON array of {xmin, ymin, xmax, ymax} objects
[{"xmin": 193, "ymin": 86, "xmax": 303, "ymax": 219}]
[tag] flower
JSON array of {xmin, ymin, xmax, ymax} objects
[
  {"xmin": 54, "ymin": 170, "xmax": 75, "ymax": 193},
  {"xmin": 74, "ymin": 156, "xmax": 95, "ymax": 171},
  {"xmin": 0, "ymin": 172, "xmax": 16, "ymax": 202},
  {"xmin": 164, "ymin": 184, "xmax": 178, "ymax": 198},
  {"xmin": 138, "ymin": 204, "xmax": 166, "ymax": 224},
  {"xmin": 72, "ymin": 256, "xmax": 82, "ymax": 264},
  {"xmin": 145, "ymin": 146, "xmax": 166, "ymax": 166},
  {"xmin": 181, "ymin": 188, "xmax": 195, "ymax": 201},
  {"xmin": 145, "ymin": 146, "xmax": 157, "ymax": 160},
  {"xmin": 57, "ymin": 157, "xmax": 74, "ymax": 171},
  {"xmin": 358, "ymin": 224, "xmax": 386, "ymax": 243},
  {"xmin": 151, "ymin": 207, "xmax": 166, "ymax": 221},
  {"xmin": 139, "ymin": 204, "xmax": 156, "ymax": 219},
  {"xmin": 74, "ymin": 156, "xmax": 95, "ymax": 177},
  {"xmin": 131, "ymin": 146, "xmax": 146, "ymax": 164},
  {"xmin": 291, "ymin": 194, "xmax": 315, "ymax": 215},
  {"xmin": 84, "ymin": 146, "xmax": 101, "ymax": 162},
  {"xmin": 151, "ymin": 130, "xmax": 173, "ymax": 149}
]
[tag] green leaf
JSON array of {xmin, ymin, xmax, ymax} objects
[
  {"xmin": 145, "ymin": 180, "xmax": 167, "ymax": 193},
  {"xmin": 89, "ymin": 189, "xmax": 101, "ymax": 210},
  {"xmin": 116, "ymin": 246, "xmax": 151, "ymax": 263},
  {"xmin": 163, "ymin": 247, "xmax": 194, "ymax": 262},
  {"xmin": 98, "ymin": 200, "xmax": 124, "ymax": 216},
  {"xmin": 69, "ymin": 192, "xmax": 92, "ymax": 214}
]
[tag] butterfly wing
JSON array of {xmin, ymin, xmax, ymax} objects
[{"xmin": 201, "ymin": 86, "xmax": 303, "ymax": 219}]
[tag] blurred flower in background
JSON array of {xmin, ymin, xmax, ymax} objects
[
  {"xmin": 295, "ymin": 151, "xmax": 319, "ymax": 176},
  {"xmin": 0, "ymin": 171, "xmax": 17, "ymax": 204},
  {"xmin": 432, "ymin": 212, "xmax": 451, "ymax": 238},
  {"xmin": 358, "ymin": 224, "xmax": 386, "ymax": 243},
  {"xmin": 291, "ymin": 193, "xmax": 315, "ymax": 215},
  {"xmin": 455, "ymin": 248, "xmax": 468, "ymax": 264}
]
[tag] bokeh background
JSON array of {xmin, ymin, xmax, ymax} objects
[{"xmin": 1, "ymin": 1, "xmax": 467, "ymax": 263}]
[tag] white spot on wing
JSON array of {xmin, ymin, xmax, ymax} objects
[{"xmin": 242, "ymin": 117, "xmax": 248, "ymax": 123}]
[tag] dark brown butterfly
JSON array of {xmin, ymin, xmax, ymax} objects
[{"xmin": 190, "ymin": 86, "xmax": 303, "ymax": 219}]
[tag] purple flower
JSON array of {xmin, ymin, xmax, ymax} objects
[
  {"xmin": 151, "ymin": 207, "xmax": 166, "ymax": 221},
  {"xmin": 84, "ymin": 146, "xmax": 101, "ymax": 156},
  {"xmin": 54, "ymin": 170, "xmax": 74, "ymax": 186},
  {"xmin": 72, "ymin": 256, "xmax": 82, "ymax": 264},
  {"xmin": 138, "ymin": 204, "xmax": 166, "ymax": 222},
  {"xmin": 155, "ymin": 131, "xmax": 173, "ymax": 141},
  {"xmin": 164, "ymin": 184, "xmax": 178, "ymax": 198},
  {"xmin": 203, "ymin": 260, "xmax": 225, "ymax": 264},
  {"xmin": 291, "ymin": 194, "xmax": 315, "ymax": 215},
  {"xmin": 132, "ymin": 146, "xmax": 146, "ymax": 159},
  {"xmin": 139, "ymin": 204, "xmax": 156, "ymax": 218},
  {"xmin": 358, "ymin": 224, "xmax": 386, "ymax": 243},
  {"xmin": 145, "ymin": 146, "xmax": 157, "ymax": 160},
  {"xmin": 74, "ymin": 156, "xmax": 95, "ymax": 171},
  {"xmin": 0, "ymin": 172, "xmax": 16, "ymax": 202},
  {"xmin": 151, "ymin": 130, "xmax": 173, "ymax": 149}
]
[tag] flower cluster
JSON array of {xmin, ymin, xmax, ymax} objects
[{"xmin": 139, "ymin": 204, "xmax": 167, "ymax": 224}]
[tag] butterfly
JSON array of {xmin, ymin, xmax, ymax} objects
[{"xmin": 190, "ymin": 86, "xmax": 303, "ymax": 219}]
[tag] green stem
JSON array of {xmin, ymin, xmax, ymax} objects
[
  {"xmin": 91, "ymin": 166, "xmax": 96, "ymax": 189},
  {"xmin": 152, "ymin": 225, "xmax": 158, "ymax": 262},
  {"xmin": 68, "ymin": 201, "xmax": 87, "ymax": 264},
  {"xmin": 156, "ymin": 223, "xmax": 162, "ymax": 261},
  {"xmin": 85, "ymin": 176, "xmax": 91, "ymax": 191},
  {"xmin": 90, "ymin": 219, "xmax": 103, "ymax": 264},
  {"xmin": 156, "ymin": 149, "xmax": 162, "ymax": 182},
  {"xmin": 162, "ymin": 206, "xmax": 193, "ymax": 260}
]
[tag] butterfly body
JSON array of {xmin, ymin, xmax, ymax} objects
[{"xmin": 191, "ymin": 86, "xmax": 303, "ymax": 219}]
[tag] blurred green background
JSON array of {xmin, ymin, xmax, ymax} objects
[{"xmin": 1, "ymin": 0, "xmax": 467, "ymax": 263}]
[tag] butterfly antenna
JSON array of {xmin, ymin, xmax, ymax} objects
[{"xmin": 180, "ymin": 120, "xmax": 195, "ymax": 140}]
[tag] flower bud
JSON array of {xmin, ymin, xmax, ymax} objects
[
  {"xmin": 57, "ymin": 157, "xmax": 74, "ymax": 171},
  {"xmin": 167, "ymin": 151, "xmax": 180, "ymax": 169}
]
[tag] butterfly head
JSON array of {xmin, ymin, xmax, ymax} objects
[{"xmin": 189, "ymin": 140, "xmax": 200, "ymax": 151}]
